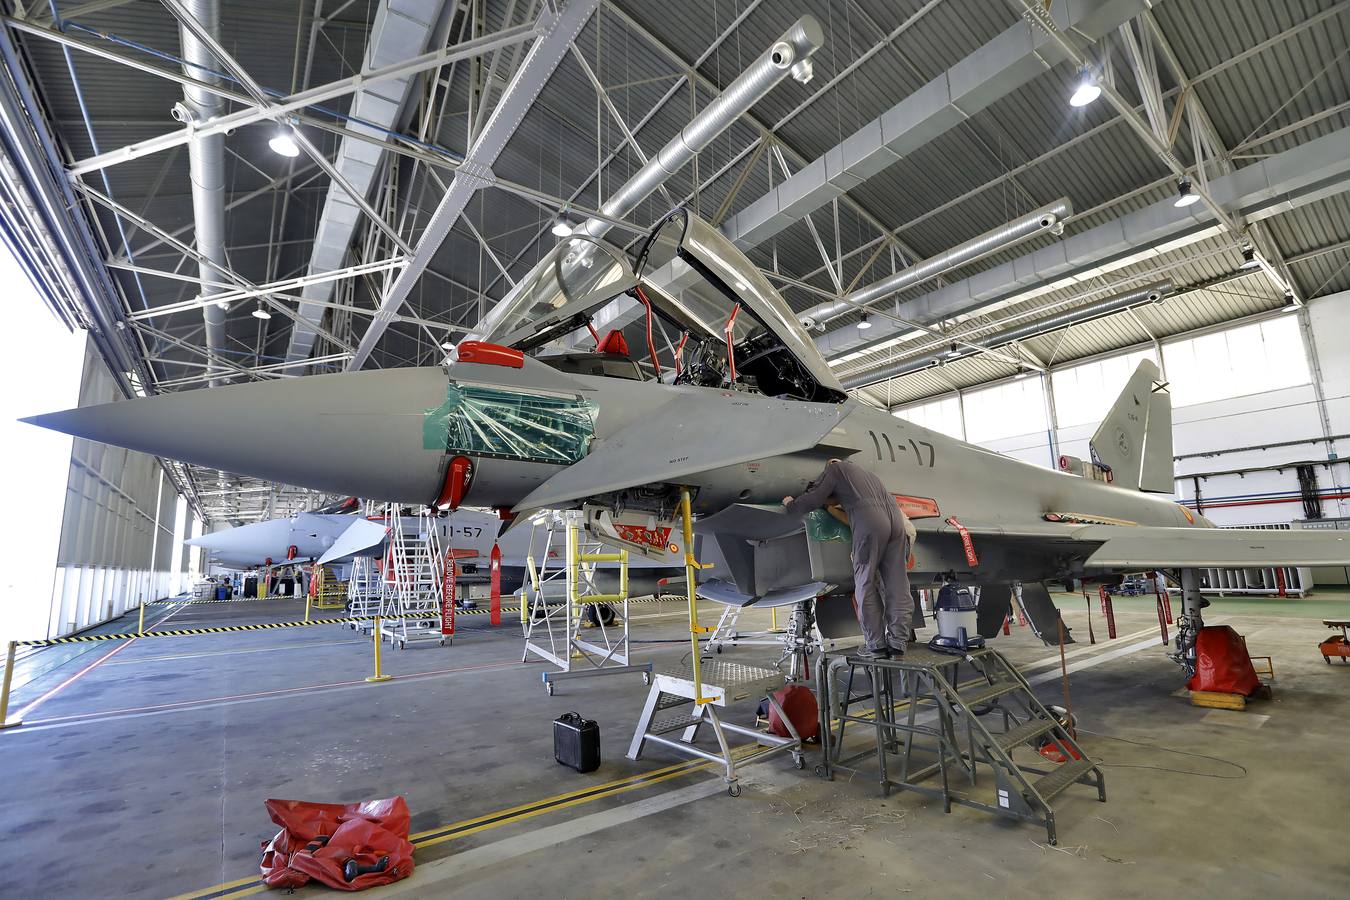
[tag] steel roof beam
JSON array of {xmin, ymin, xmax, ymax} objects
[
  {"xmin": 4, "ymin": 16, "xmax": 542, "ymax": 177},
  {"xmin": 720, "ymin": 0, "xmax": 1150, "ymax": 250},
  {"xmin": 346, "ymin": 0, "xmax": 601, "ymax": 371},
  {"xmin": 824, "ymin": 125, "xmax": 1350, "ymax": 365},
  {"xmin": 281, "ymin": 0, "xmax": 452, "ymax": 364}
]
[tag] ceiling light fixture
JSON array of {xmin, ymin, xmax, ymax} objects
[
  {"xmin": 268, "ymin": 129, "xmax": 301, "ymax": 158},
  {"xmin": 551, "ymin": 217, "xmax": 572, "ymax": 237},
  {"xmin": 440, "ymin": 337, "xmax": 455, "ymax": 351},
  {"xmin": 251, "ymin": 303, "xmax": 271, "ymax": 320},
  {"xmin": 856, "ymin": 313, "xmax": 872, "ymax": 330},
  {"xmin": 1068, "ymin": 67, "xmax": 1101, "ymax": 107},
  {"xmin": 1173, "ymin": 177, "xmax": 1200, "ymax": 208},
  {"xmin": 1239, "ymin": 244, "xmax": 1260, "ymax": 270}
]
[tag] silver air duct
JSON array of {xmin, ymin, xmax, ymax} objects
[
  {"xmin": 175, "ymin": 0, "xmax": 228, "ymax": 386},
  {"xmin": 799, "ymin": 198, "xmax": 1072, "ymax": 331},
  {"xmin": 576, "ymin": 16, "xmax": 822, "ymax": 239},
  {"xmin": 842, "ymin": 281, "xmax": 1171, "ymax": 391}
]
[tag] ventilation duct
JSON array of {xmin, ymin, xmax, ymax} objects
[
  {"xmin": 842, "ymin": 281, "xmax": 1171, "ymax": 391},
  {"xmin": 575, "ymin": 16, "xmax": 823, "ymax": 335},
  {"xmin": 577, "ymin": 16, "xmax": 822, "ymax": 241},
  {"xmin": 801, "ymin": 198, "xmax": 1070, "ymax": 333},
  {"xmin": 175, "ymin": 0, "xmax": 227, "ymax": 385}
]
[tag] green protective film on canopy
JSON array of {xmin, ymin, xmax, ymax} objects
[
  {"xmin": 423, "ymin": 383, "xmax": 596, "ymax": 464},
  {"xmin": 804, "ymin": 508, "xmax": 851, "ymax": 543}
]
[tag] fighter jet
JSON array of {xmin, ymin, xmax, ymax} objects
[
  {"xmin": 187, "ymin": 510, "xmax": 360, "ymax": 569},
  {"xmin": 24, "ymin": 206, "xmax": 1350, "ymax": 675}
]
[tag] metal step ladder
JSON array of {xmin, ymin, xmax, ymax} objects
[
  {"xmin": 520, "ymin": 511, "xmax": 652, "ymax": 694},
  {"xmin": 627, "ymin": 659, "xmax": 804, "ymax": 796},
  {"xmin": 380, "ymin": 506, "xmax": 448, "ymax": 649},
  {"xmin": 816, "ymin": 644, "xmax": 1104, "ymax": 845}
]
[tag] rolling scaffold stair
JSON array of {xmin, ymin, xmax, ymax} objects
[
  {"xmin": 520, "ymin": 511, "xmax": 652, "ymax": 694},
  {"xmin": 346, "ymin": 500, "xmax": 385, "ymax": 633},
  {"xmin": 380, "ymin": 506, "xmax": 449, "ymax": 649},
  {"xmin": 816, "ymin": 645, "xmax": 1104, "ymax": 845}
]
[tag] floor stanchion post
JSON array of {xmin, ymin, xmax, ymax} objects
[
  {"xmin": 366, "ymin": 616, "xmax": 393, "ymax": 683},
  {"xmin": 0, "ymin": 640, "xmax": 20, "ymax": 729}
]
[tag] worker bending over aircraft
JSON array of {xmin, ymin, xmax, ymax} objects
[{"xmin": 784, "ymin": 458, "xmax": 915, "ymax": 659}]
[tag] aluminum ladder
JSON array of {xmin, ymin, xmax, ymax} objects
[
  {"xmin": 627, "ymin": 659, "xmax": 804, "ymax": 796},
  {"xmin": 380, "ymin": 506, "xmax": 448, "ymax": 649},
  {"xmin": 520, "ymin": 511, "xmax": 652, "ymax": 694}
]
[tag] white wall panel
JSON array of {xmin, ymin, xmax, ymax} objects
[{"xmin": 46, "ymin": 344, "xmax": 183, "ymax": 637}]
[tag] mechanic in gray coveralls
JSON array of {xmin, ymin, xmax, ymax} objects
[{"xmin": 783, "ymin": 458, "xmax": 914, "ymax": 659}]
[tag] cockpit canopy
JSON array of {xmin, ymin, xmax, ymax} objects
[{"xmin": 468, "ymin": 208, "xmax": 846, "ymax": 403}]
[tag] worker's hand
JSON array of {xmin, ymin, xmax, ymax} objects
[{"xmin": 782, "ymin": 495, "xmax": 793, "ymax": 506}]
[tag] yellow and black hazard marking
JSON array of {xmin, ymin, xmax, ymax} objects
[
  {"xmin": 150, "ymin": 598, "xmax": 284, "ymax": 606},
  {"xmin": 19, "ymin": 614, "xmax": 451, "ymax": 647},
  {"xmin": 16, "ymin": 598, "xmax": 688, "ymax": 646}
]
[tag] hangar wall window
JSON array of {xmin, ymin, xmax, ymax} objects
[
  {"xmin": 1051, "ymin": 348, "xmax": 1158, "ymax": 428},
  {"xmin": 961, "ymin": 377, "xmax": 1049, "ymax": 443},
  {"xmin": 893, "ymin": 394, "xmax": 964, "ymax": 439},
  {"xmin": 1163, "ymin": 315, "xmax": 1310, "ymax": 407}
]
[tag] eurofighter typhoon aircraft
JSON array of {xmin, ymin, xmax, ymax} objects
[{"xmin": 25, "ymin": 207, "xmax": 1350, "ymax": 675}]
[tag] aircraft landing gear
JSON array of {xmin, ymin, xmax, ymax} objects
[{"xmin": 1168, "ymin": 568, "xmax": 1208, "ymax": 677}]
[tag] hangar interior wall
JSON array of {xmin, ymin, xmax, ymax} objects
[{"xmin": 45, "ymin": 343, "xmax": 190, "ymax": 638}]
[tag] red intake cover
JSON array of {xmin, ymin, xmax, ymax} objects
[{"xmin": 456, "ymin": 341, "xmax": 524, "ymax": 368}]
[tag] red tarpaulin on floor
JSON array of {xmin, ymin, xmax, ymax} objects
[{"xmin": 259, "ymin": 796, "xmax": 414, "ymax": 891}]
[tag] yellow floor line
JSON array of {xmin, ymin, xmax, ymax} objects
[{"xmin": 167, "ymin": 750, "xmax": 739, "ymax": 900}]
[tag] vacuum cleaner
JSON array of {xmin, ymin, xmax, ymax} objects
[{"xmin": 928, "ymin": 581, "xmax": 984, "ymax": 654}]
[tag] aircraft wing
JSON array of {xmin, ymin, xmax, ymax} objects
[
  {"xmin": 514, "ymin": 392, "xmax": 851, "ymax": 511},
  {"xmin": 923, "ymin": 518, "xmax": 1350, "ymax": 568},
  {"xmin": 1077, "ymin": 524, "xmax": 1350, "ymax": 568},
  {"xmin": 318, "ymin": 518, "xmax": 389, "ymax": 566}
]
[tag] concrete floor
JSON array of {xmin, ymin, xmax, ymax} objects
[{"xmin": 1, "ymin": 590, "xmax": 1347, "ymax": 898}]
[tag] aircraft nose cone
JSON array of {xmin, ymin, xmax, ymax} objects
[{"xmin": 23, "ymin": 367, "xmax": 453, "ymax": 504}]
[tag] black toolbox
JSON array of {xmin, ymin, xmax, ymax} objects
[{"xmin": 553, "ymin": 712, "xmax": 600, "ymax": 773}]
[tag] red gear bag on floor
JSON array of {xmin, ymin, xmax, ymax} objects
[
  {"xmin": 259, "ymin": 796, "xmax": 415, "ymax": 891},
  {"xmin": 766, "ymin": 683, "xmax": 819, "ymax": 741},
  {"xmin": 1187, "ymin": 625, "xmax": 1260, "ymax": 695}
]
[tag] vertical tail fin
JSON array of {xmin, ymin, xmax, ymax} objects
[{"xmin": 1090, "ymin": 359, "xmax": 1173, "ymax": 492}]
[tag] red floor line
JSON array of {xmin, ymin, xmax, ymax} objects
[
  {"xmin": 22, "ymin": 658, "xmax": 525, "ymax": 725},
  {"xmin": 12, "ymin": 596, "xmax": 192, "ymax": 718}
]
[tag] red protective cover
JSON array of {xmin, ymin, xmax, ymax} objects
[
  {"xmin": 1187, "ymin": 625, "xmax": 1260, "ymax": 695},
  {"xmin": 597, "ymin": 329, "xmax": 630, "ymax": 356},
  {"xmin": 456, "ymin": 340, "xmax": 524, "ymax": 368},
  {"xmin": 766, "ymin": 684, "xmax": 819, "ymax": 741},
  {"xmin": 259, "ymin": 797, "xmax": 414, "ymax": 891}
]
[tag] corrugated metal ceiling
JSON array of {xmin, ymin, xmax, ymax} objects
[{"xmin": 7, "ymin": 0, "xmax": 1349, "ymax": 399}]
